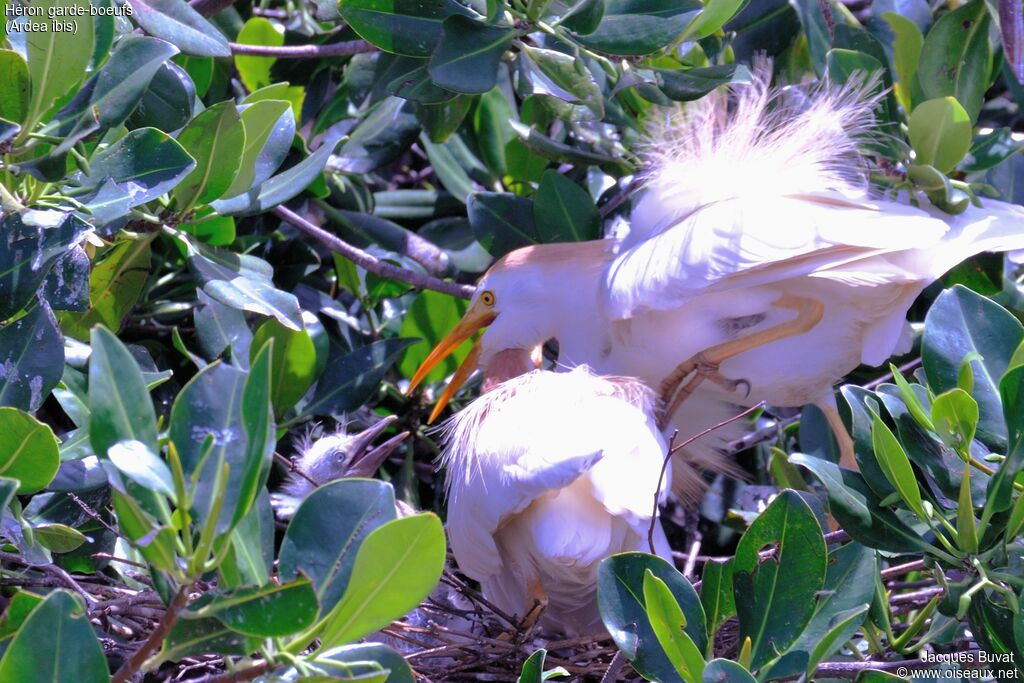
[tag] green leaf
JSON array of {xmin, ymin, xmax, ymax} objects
[
  {"xmin": 251, "ymin": 319, "xmax": 318, "ymax": 417},
  {"xmin": 107, "ymin": 439, "xmax": 175, "ymax": 499},
  {"xmin": 61, "ymin": 238, "xmax": 153, "ymax": 341},
  {"xmin": 220, "ymin": 488, "xmax": 274, "ymax": 588},
  {"xmin": 825, "ymin": 49, "xmax": 884, "ymax": 89},
  {"xmin": 931, "ymin": 388, "xmax": 979, "ymax": 453},
  {"xmin": 234, "ymin": 18, "xmax": 282, "ymax": 93},
  {"xmin": 172, "ymin": 100, "xmax": 245, "ymax": 211},
  {"xmin": 279, "ymin": 479, "xmax": 398, "ymax": 614},
  {"xmin": 561, "ymin": 0, "xmax": 605, "ymax": 34},
  {"xmin": 701, "ymin": 659, "xmax": 757, "ymax": 683},
  {"xmin": 733, "ymin": 490, "xmax": 826, "ymax": 670},
  {"xmin": 805, "ymin": 605, "xmax": 869, "ymax": 675},
  {"xmin": 533, "ymin": 170, "xmax": 600, "ymax": 243},
  {"xmin": 339, "ymin": 0, "xmax": 474, "ymax": 57},
  {"xmin": 468, "ymin": 191, "xmax": 540, "ymax": 258},
  {"xmin": 653, "ymin": 65, "xmax": 741, "ymax": 102},
  {"xmin": 699, "ymin": 559, "xmax": 735, "ymax": 642},
  {"xmin": 223, "ymin": 99, "xmax": 295, "ymax": 199},
  {"xmin": 0, "ymin": 591, "xmax": 44, "ymax": 644},
  {"xmin": 418, "ymin": 95, "xmax": 474, "ymax": 143},
  {"xmin": 316, "ymin": 512, "xmax": 446, "ymax": 648},
  {"xmin": 34, "ymin": 523, "xmax": 88, "ymax": 553},
  {"xmin": 643, "ymin": 569, "xmax": 706, "ymax": 683},
  {"xmin": 681, "ymin": 0, "xmax": 748, "ymax": 41},
  {"xmin": 128, "ymin": 61, "xmax": 196, "ymax": 132},
  {"xmin": 182, "ymin": 210, "xmax": 236, "ymax": 248},
  {"xmin": 523, "ymin": 46, "xmax": 603, "ymax": 117},
  {"xmin": 88, "ymin": 326, "xmax": 159, "ymax": 457},
  {"xmin": 889, "ymin": 364, "xmax": 934, "ymax": 432},
  {"xmin": 474, "ymin": 88, "xmax": 517, "ymax": 176},
  {"xmin": 884, "ymin": 12, "xmax": 924, "ymax": 112},
  {"xmin": 598, "ymin": 552, "xmax": 708, "ymax": 681},
  {"xmin": 315, "ymin": 643, "xmax": 417, "ymax": 683},
  {"xmin": 957, "ymin": 462, "xmax": 979, "ymax": 553},
  {"xmin": 0, "ymin": 407, "xmax": 59, "ymax": 494},
  {"xmin": 922, "ymin": 285, "xmax": 1023, "ymax": 452},
  {"xmin": 160, "ymin": 615, "xmax": 261, "ymax": 661},
  {"xmin": 428, "ymin": 16, "xmax": 516, "ymax": 94},
  {"xmin": 907, "ymin": 97, "xmax": 972, "ymax": 174},
  {"xmin": 0, "ymin": 49, "xmax": 29, "ymax": 123},
  {"xmin": 0, "ymin": 302, "xmax": 63, "ymax": 413},
  {"xmin": 200, "ymin": 578, "xmax": 318, "ymax": 637},
  {"xmin": 128, "ymin": 0, "xmax": 231, "ymax": 57},
  {"xmin": 0, "ymin": 590, "xmax": 110, "ymax": 683},
  {"xmin": 917, "ymin": 0, "xmax": 990, "ymax": 121},
  {"xmin": 869, "ymin": 407, "xmax": 927, "ymax": 519},
  {"xmin": 22, "ymin": 0, "xmax": 94, "ymax": 131},
  {"xmin": 304, "ymin": 339, "xmax": 414, "ymax": 417},
  {"xmin": 517, "ymin": 649, "xmax": 570, "ymax": 683},
  {"xmin": 574, "ymin": 0, "xmax": 702, "ymax": 56},
  {"xmin": 399, "ymin": 291, "xmax": 470, "ymax": 384}
]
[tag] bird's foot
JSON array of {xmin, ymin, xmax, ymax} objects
[
  {"xmin": 496, "ymin": 581, "xmax": 548, "ymax": 641},
  {"xmin": 658, "ymin": 353, "xmax": 750, "ymax": 428}
]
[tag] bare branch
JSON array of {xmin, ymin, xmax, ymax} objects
[
  {"xmin": 112, "ymin": 583, "xmax": 192, "ymax": 683},
  {"xmin": 229, "ymin": 40, "xmax": 375, "ymax": 58},
  {"xmin": 274, "ymin": 205, "xmax": 475, "ymax": 300}
]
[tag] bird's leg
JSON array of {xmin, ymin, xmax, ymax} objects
[
  {"xmin": 496, "ymin": 578, "xmax": 547, "ymax": 641},
  {"xmin": 658, "ymin": 294, "xmax": 825, "ymax": 428},
  {"xmin": 817, "ymin": 398, "xmax": 857, "ymax": 471}
]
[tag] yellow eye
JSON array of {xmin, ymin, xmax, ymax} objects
[{"xmin": 480, "ymin": 290, "xmax": 496, "ymax": 306}]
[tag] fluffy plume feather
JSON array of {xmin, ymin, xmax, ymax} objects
[{"xmin": 631, "ymin": 64, "xmax": 884, "ymax": 238}]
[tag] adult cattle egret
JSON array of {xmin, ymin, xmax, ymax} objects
[
  {"xmin": 440, "ymin": 349, "xmax": 672, "ymax": 635},
  {"xmin": 272, "ymin": 416, "xmax": 409, "ymax": 517},
  {"xmin": 409, "ymin": 74, "xmax": 1024, "ymax": 482}
]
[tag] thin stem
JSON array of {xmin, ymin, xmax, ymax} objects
[
  {"xmin": 274, "ymin": 205, "xmax": 474, "ymax": 300},
  {"xmin": 111, "ymin": 583, "xmax": 192, "ymax": 683},
  {"xmin": 229, "ymin": 40, "xmax": 375, "ymax": 58}
]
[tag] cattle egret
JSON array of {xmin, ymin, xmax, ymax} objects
[
  {"xmin": 409, "ymin": 73, "xmax": 1024, "ymax": 483},
  {"xmin": 272, "ymin": 416, "xmax": 409, "ymax": 517},
  {"xmin": 440, "ymin": 348, "xmax": 672, "ymax": 635}
]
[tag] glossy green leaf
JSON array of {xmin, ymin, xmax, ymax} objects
[
  {"xmin": 884, "ymin": 12, "xmax": 923, "ymax": 112},
  {"xmin": 251, "ymin": 319, "xmax": 318, "ymax": 417},
  {"xmin": 22, "ymin": 0, "xmax": 94, "ymax": 131},
  {"xmin": 517, "ymin": 648, "xmax": 570, "ymax": 683},
  {"xmin": 654, "ymin": 65, "xmax": 741, "ymax": 102},
  {"xmin": 172, "ymin": 100, "xmax": 245, "ymax": 211},
  {"xmin": 0, "ymin": 49, "xmax": 29, "ymax": 124},
  {"xmin": 907, "ymin": 98, "xmax": 972, "ymax": 174},
  {"xmin": 279, "ymin": 479, "xmax": 397, "ymax": 614},
  {"xmin": 701, "ymin": 659, "xmax": 757, "ymax": 683},
  {"xmin": 468, "ymin": 191, "xmax": 540, "ymax": 258},
  {"xmin": 160, "ymin": 615, "xmax": 261, "ymax": 661},
  {"xmin": 700, "ymin": 559, "xmax": 735, "ymax": 642},
  {"xmin": 681, "ymin": 0, "xmax": 748, "ymax": 40},
  {"xmin": 305, "ymin": 338, "xmax": 414, "ymax": 417},
  {"xmin": 869, "ymin": 408, "xmax": 926, "ymax": 518},
  {"xmin": 339, "ymin": 0, "xmax": 474, "ymax": 57},
  {"xmin": 89, "ymin": 326, "xmax": 159, "ymax": 457},
  {"xmin": 316, "ymin": 512, "xmax": 446, "ymax": 648},
  {"xmin": 733, "ymin": 490, "xmax": 826, "ymax": 670},
  {"xmin": 428, "ymin": 16, "xmax": 516, "ymax": 94},
  {"xmin": 534, "ymin": 170, "xmax": 600, "ymax": 243},
  {"xmin": 61, "ymin": 238, "xmax": 153, "ymax": 341},
  {"xmin": 107, "ymin": 439, "xmax": 175, "ymax": 499},
  {"xmin": 315, "ymin": 643, "xmax": 417, "ymax": 683},
  {"xmin": 0, "ymin": 591, "xmax": 44, "ymax": 644},
  {"xmin": 220, "ymin": 488, "xmax": 274, "ymax": 588},
  {"xmin": 128, "ymin": 0, "xmax": 231, "ymax": 57},
  {"xmin": 598, "ymin": 552, "xmax": 708, "ymax": 681},
  {"xmin": 561, "ymin": 0, "xmax": 605, "ymax": 34},
  {"xmin": 0, "ymin": 407, "xmax": 59, "ymax": 494},
  {"xmin": 33, "ymin": 523, "xmax": 87, "ymax": 553},
  {"xmin": 931, "ymin": 388, "xmax": 979, "ymax": 453},
  {"xmin": 957, "ymin": 462, "xmax": 979, "ymax": 553},
  {"xmin": 523, "ymin": 46, "xmax": 603, "ymax": 117},
  {"xmin": 923, "ymin": 286, "xmax": 1023, "ymax": 452},
  {"xmin": 182, "ymin": 210, "xmax": 236, "ymax": 248},
  {"xmin": 223, "ymin": 100, "xmax": 294, "ymax": 199},
  {"xmin": 643, "ymin": 569, "xmax": 705, "ymax": 683},
  {"xmin": 0, "ymin": 590, "xmax": 109, "ymax": 683},
  {"xmin": 806, "ymin": 605, "xmax": 869, "ymax": 675},
  {"xmin": 917, "ymin": 0, "xmax": 990, "ymax": 121},
  {"xmin": 200, "ymin": 578, "xmax": 318, "ymax": 637},
  {"xmin": 0, "ymin": 302, "xmax": 63, "ymax": 413},
  {"xmin": 128, "ymin": 61, "xmax": 196, "ymax": 132},
  {"xmin": 235, "ymin": 18, "xmax": 282, "ymax": 93},
  {"xmin": 574, "ymin": 0, "xmax": 701, "ymax": 56}
]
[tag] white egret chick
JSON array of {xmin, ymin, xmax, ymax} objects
[
  {"xmin": 439, "ymin": 349, "xmax": 673, "ymax": 636},
  {"xmin": 272, "ymin": 416, "xmax": 409, "ymax": 517},
  {"xmin": 411, "ymin": 72, "xmax": 1024, "ymax": 483}
]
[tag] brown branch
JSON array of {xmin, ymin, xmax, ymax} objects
[
  {"xmin": 229, "ymin": 40, "xmax": 376, "ymax": 58},
  {"xmin": 600, "ymin": 651, "xmax": 627, "ymax": 683},
  {"xmin": 648, "ymin": 403, "xmax": 766, "ymax": 554},
  {"xmin": 0, "ymin": 550, "xmax": 97, "ymax": 606},
  {"xmin": 274, "ymin": 205, "xmax": 474, "ymax": 300},
  {"xmin": 112, "ymin": 583, "xmax": 192, "ymax": 683}
]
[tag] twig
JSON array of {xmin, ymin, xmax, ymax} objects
[
  {"xmin": 273, "ymin": 451, "xmax": 320, "ymax": 488},
  {"xmin": 112, "ymin": 583, "xmax": 192, "ymax": 683},
  {"xmin": 229, "ymin": 40, "xmax": 375, "ymax": 58},
  {"xmin": 881, "ymin": 560, "xmax": 927, "ymax": 580},
  {"xmin": 599, "ymin": 178, "xmax": 643, "ymax": 217},
  {"xmin": 91, "ymin": 552, "xmax": 149, "ymax": 570},
  {"xmin": 274, "ymin": 206, "xmax": 474, "ymax": 300},
  {"xmin": 600, "ymin": 651, "xmax": 627, "ymax": 683},
  {"xmin": 190, "ymin": 662, "xmax": 272, "ymax": 683},
  {"xmin": 67, "ymin": 492, "xmax": 122, "ymax": 539},
  {"xmin": 813, "ymin": 658, "xmax": 937, "ymax": 679},
  {"xmin": 648, "ymin": 403, "xmax": 766, "ymax": 553},
  {"xmin": 682, "ymin": 538, "xmax": 701, "ymax": 579},
  {"xmin": 0, "ymin": 551, "xmax": 98, "ymax": 606}
]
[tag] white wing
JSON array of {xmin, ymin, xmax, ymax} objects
[{"xmin": 604, "ymin": 193, "xmax": 949, "ymax": 319}]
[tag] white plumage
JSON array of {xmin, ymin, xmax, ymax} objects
[
  {"xmin": 440, "ymin": 363, "xmax": 672, "ymax": 635},
  {"xmin": 411, "ymin": 70, "xmax": 1024, "ymax": 487}
]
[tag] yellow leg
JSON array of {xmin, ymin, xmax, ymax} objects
[
  {"xmin": 497, "ymin": 578, "xmax": 547, "ymax": 640},
  {"xmin": 818, "ymin": 399, "xmax": 857, "ymax": 471},
  {"xmin": 658, "ymin": 294, "xmax": 825, "ymax": 429}
]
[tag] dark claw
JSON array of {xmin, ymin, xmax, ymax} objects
[{"xmin": 733, "ymin": 378, "xmax": 752, "ymax": 398}]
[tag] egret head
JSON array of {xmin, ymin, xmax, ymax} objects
[{"xmin": 407, "ymin": 241, "xmax": 612, "ymax": 421}]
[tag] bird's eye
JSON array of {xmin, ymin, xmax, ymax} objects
[{"xmin": 480, "ymin": 290, "xmax": 496, "ymax": 306}]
